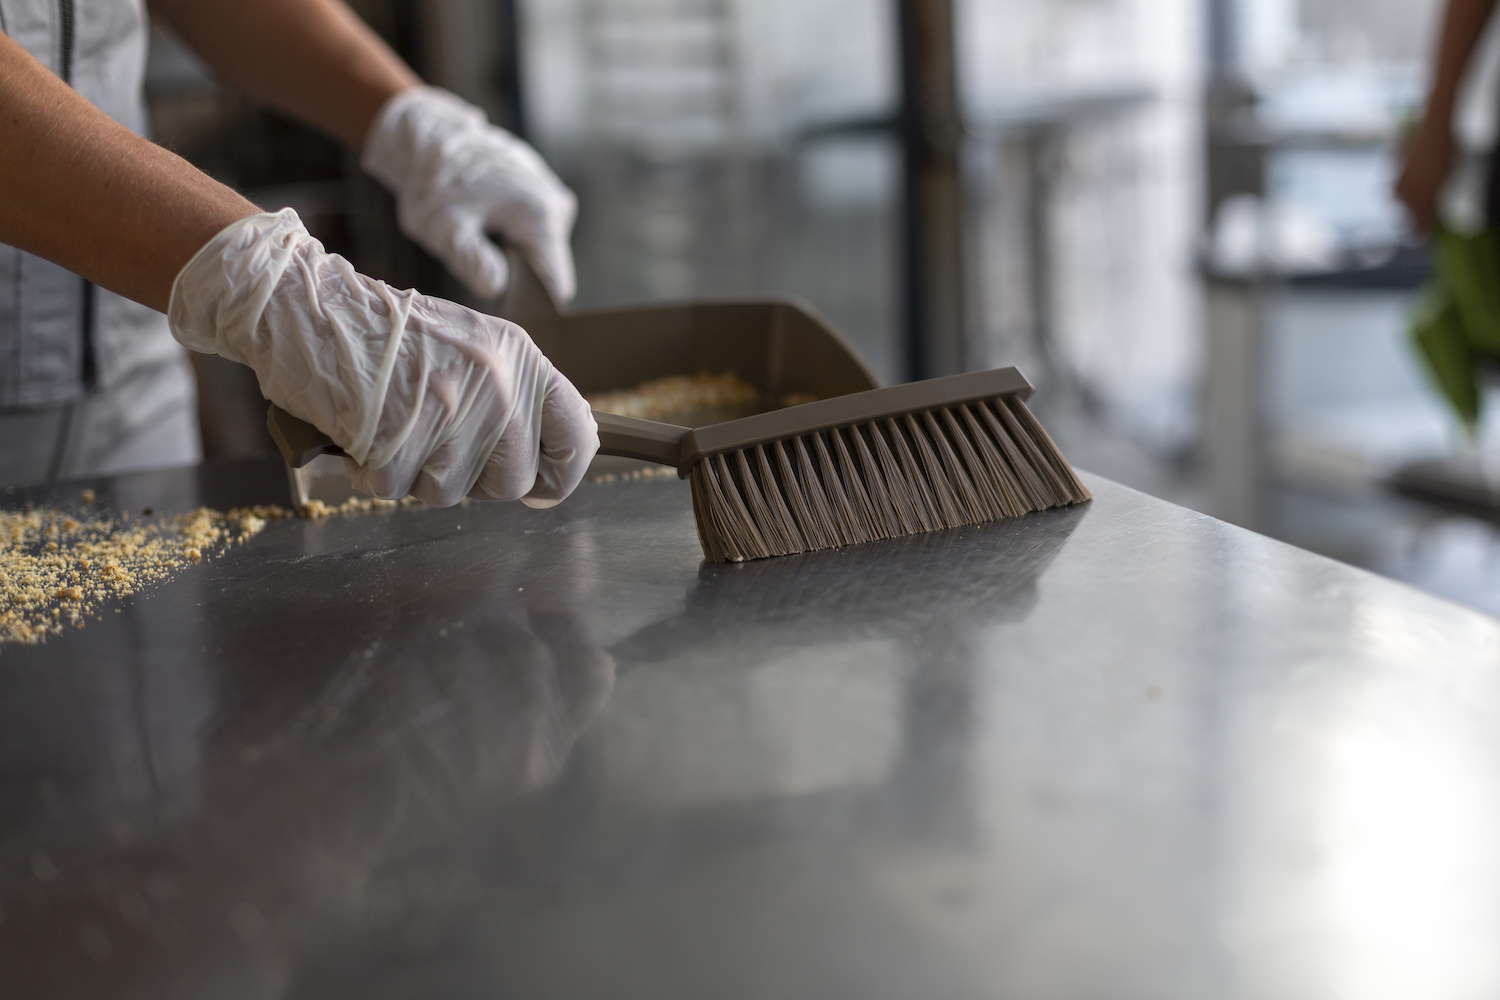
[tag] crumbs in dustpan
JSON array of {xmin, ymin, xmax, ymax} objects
[{"xmin": 587, "ymin": 371, "xmax": 816, "ymax": 426}]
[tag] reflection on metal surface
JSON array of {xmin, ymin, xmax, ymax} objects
[
  {"xmin": 2, "ymin": 601, "xmax": 617, "ymax": 998},
  {"xmin": 6, "ymin": 461, "xmax": 1500, "ymax": 998},
  {"xmin": 620, "ymin": 504, "xmax": 1086, "ymax": 652},
  {"xmin": 1227, "ymin": 606, "xmax": 1500, "ymax": 1000},
  {"xmin": 597, "ymin": 514, "xmax": 1083, "ymax": 806},
  {"xmin": 1316, "ymin": 694, "xmax": 1500, "ymax": 999},
  {"xmin": 603, "ymin": 641, "xmax": 908, "ymax": 806},
  {"xmin": 0, "ymin": 462, "xmax": 620, "ymax": 998}
]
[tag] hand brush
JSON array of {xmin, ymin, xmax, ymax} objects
[{"xmin": 268, "ymin": 366, "xmax": 1091, "ymax": 563}]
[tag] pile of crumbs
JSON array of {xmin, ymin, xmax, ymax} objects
[
  {"xmin": 0, "ymin": 492, "xmax": 431, "ymax": 649},
  {"xmin": 0, "ymin": 501, "xmax": 287, "ymax": 647},
  {"xmin": 2, "ymin": 456, "xmax": 707, "ymax": 648},
  {"xmin": 587, "ymin": 371, "xmax": 817, "ymax": 423}
]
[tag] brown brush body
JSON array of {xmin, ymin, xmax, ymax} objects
[{"xmin": 687, "ymin": 395, "xmax": 1091, "ymax": 563}]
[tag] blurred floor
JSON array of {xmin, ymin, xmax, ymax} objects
[
  {"xmin": 1020, "ymin": 274, "xmax": 1500, "ymax": 621},
  {"xmin": 1030, "ymin": 391, "xmax": 1206, "ymax": 512},
  {"xmin": 1258, "ymin": 286, "xmax": 1500, "ymax": 618}
]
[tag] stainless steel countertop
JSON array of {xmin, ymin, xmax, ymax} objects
[{"xmin": 3, "ymin": 458, "xmax": 1499, "ymax": 999}]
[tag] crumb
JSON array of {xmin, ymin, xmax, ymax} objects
[
  {"xmin": 296, "ymin": 495, "xmax": 415, "ymax": 519},
  {"xmin": 79, "ymin": 489, "xmax": 95, "ymax": 504}
]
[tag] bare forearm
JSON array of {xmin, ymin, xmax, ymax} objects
[
  {"xmin": 0, "ymin": 34, "xmax": 258, "ymax": 312},
  {"xmin": 148, "ymin": 0, "xmax": 419, "ymax": 150},
  {"xmin": 1424, "ymin": 0, "xmax": 1499, "ymax": 126}
]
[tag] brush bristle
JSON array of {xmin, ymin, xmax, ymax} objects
[{"xmin": 688, "ymin": 395, "xmax": 1091, "ymax": 562}]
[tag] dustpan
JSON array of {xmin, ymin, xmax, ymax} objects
[
  {"xmin": 285, "ymin": 252, "xmax": 882, "ymax": 505},
  {"xmin": 499, "ymin": 251, "xmax": 880, "ymax": 399}
]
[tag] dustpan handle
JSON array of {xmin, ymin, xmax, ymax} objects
[
  {"xmin": 267, "ymin": 403, "xmax": 346, "ymax": 468},
  {"xmin": 268, "ymin": 404, "xmax": 689, "ymax": 474},
  {"xmin": 497, "ymin": 248, "xmax": 564, "ymax": 323}
]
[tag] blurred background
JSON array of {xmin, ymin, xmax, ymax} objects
[{"xmin": 148, "ymin": 0, "xmax": 1500, "ymax": 616}]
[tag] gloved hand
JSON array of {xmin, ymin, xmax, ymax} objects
[
  {"xmin": 362, "ymin": 86, "xmax": 578, "ymax": 304},
  {"xmin": 168, "ymin": 210, "xmax": 598, "ymax": 508}
]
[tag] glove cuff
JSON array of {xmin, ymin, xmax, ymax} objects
[
  {"xmin": 167, "ymin": 209, "xmax": 312, "ymax": 359},
  {"xmin": 361, "ymin": 86, "xmax": 488, "ymax": 195}
]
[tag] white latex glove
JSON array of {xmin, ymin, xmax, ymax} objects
[
  {"xmin": 362, "ymin": 86, "xmax": 578, "ymax": 304},
  {"xmin": 169, "ymin": 210, "xmax": 598, "ymax": 508}
]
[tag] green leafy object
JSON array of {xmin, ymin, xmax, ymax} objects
[
  {"xmin": 1410, "ymin": 279, "xmax": 1480, "ymax": 431},
  {"xmin": 1438, "ymin": 226, "xmax": 1500, "ymax": 354}
]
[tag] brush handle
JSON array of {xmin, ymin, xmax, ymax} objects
[
  {"xmin": 593, "ymin": 411, "xmax": 689, "ymax": 467},
  {"xmin": 267, "ymin": 404, "xmax": 689, "ymax": 472}
]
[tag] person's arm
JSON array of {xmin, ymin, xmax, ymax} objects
[
  {"xmin": 0, "ymin": 21, "xmax": 595, "ymax": 510},
  {"xmin": 146, "ymin": 0, "xmax": 419, "ymax": 150},
  {"xmin": 147, "ymin": 0, "xmax": 577, "ymax": 303},
  {"xmin": 1396, "ymin": 0, "xmax": 1499, "ymax": 232},
  {"xmin": 0, "ymin": 32, "xmax": 258, "ymax": 312}
]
